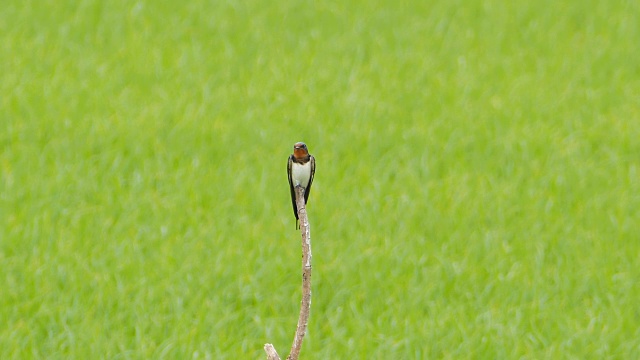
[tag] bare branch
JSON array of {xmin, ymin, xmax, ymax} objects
[
  {"xmin": 264, "ymin": 185, "xmax": 312, "ymax": 360},
  {"xmin": 286, "ymin": 185, "xmax": 312, "ymax": 360},
  {"xmin": 264, "ymin": 344, "xmax": 281, "ymax": 360}
]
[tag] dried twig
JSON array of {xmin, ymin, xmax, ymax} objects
[
  {"xmin": 264, "ymin": 186, "xmax": 312, "ymax": 360},
  {"xmin": 287, "ymin": 186, "xmax": 312, "ymax": 360},
  {"xmin": 264, "ymin": 344, "xmax": 281, "ymax": 360}
]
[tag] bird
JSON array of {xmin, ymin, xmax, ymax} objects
[{"xmin": 287, "ymin": 142, "xmax": 316, "ymax": 229}]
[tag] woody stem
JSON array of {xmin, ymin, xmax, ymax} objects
[
  {"xmin": 286, "ymin": 186, "xmax": 312, "ymax": 360},
  {"xmin": 264, "ymin": 185, "xmax": 312, "ymax": 360}
]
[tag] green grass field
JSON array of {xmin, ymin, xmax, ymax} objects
[{"xmin": 2, "ymin": 0, "xmax": 639, "ymax": 358}]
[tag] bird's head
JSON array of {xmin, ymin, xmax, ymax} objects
[{"xmin": 293, "ymin": 142, "xmax": 309, "ymax": 158}]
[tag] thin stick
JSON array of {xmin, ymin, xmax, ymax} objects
[
  {"xmin": 264, "ymin": 344, "xmax": 281, "ymax": 360},
  {"xmin": 264, "ymin": 186, "xmax": 313, "ymax": 360},
  {"xmin": 286, "ymin": 185, "xmax": 312, "ymax": 360}
]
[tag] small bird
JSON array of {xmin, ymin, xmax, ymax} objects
[{"xmin": 287, "ymin": 142, "xmax": 316, "ymax": 229}]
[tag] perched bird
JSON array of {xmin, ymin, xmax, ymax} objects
[{"xmin": 287, "ymin": 142, "xmax": 316, "ymax": 229}]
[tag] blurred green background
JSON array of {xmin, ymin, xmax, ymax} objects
[{"xmin": 1, "ymin": 0, "xmax": 639, "ymax": 358}]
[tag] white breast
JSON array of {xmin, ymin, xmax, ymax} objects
[{"xmin": 292, "ymin": 161, "xmax": 311, "ymax": 187}]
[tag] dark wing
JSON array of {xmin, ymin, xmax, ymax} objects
[
  {"xmin": 287, "ymin": 155, "xmax": 298, "ymax": 221},
  {"xmin": 304, "ymin": 155, "xmax": 316, "ymax": 204}
]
